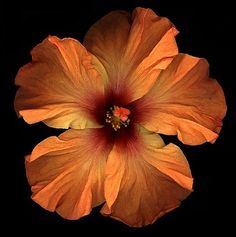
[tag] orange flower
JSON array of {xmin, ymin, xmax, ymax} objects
[{"xmin": 15, "ymin": 8, "xmax": 226, "ymax": 227}]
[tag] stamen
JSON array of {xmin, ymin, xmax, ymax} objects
[{"xmin": 105, "ymin": 105, "xmax": 130, "ymax": 131}]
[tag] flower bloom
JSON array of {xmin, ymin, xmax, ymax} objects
[{"xmin": 15, "ymin": 8, "xmax": 226, "ymax": 227}]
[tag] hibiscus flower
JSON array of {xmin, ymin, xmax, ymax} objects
[{"xmin": 15, "ymin": 7, "xmax": 226, "ymax": 227}]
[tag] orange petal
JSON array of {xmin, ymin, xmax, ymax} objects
[
  {"xmin": 133, "ymin": 54, "xmax": 227, "ymax": 145},
  {"xmin": 84, "ymin": 7, "xmax": 178, "ymax": 102},
  {"xmin": 101, "ymin": 126, "xmax": 192, "ymax": 227},
  {"xmin": 15, "ymin": 36, "xmax": 107, "ymax": 129},
  {"xmin": 26, "ymin": 128, "xmax": 112, "ymax": 220}
]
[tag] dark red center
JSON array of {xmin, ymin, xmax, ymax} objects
[{"xmin": 86, "ymin": 87, "xmax": 142, "ymax": 148}]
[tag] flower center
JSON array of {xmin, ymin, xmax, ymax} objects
[{"xmin": 105, "ymin": 105, "xmax": 131, "ymax": 131}]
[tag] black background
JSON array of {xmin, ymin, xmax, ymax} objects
[{"xmin": 2, "ymin": 0, "xmax": 234, "ymax": 235}]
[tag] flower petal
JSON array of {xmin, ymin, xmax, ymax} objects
[
  {"xmin": 26, "ymin": 128, "xmax": 112, "ymax": 220},
  {"xmin": 15, "ymin": 36, "xmax": 107, "ymax": 129},
  {"xmin": 101, "ymin": 126, "xmax": 192, "ymax": 227},
  {"xmin": 84, "ymin": 7, "xmax": 178, "ymax": 102},
  {"xmin": 132, "ymin": 54, "xmax": 227, "ymax": 145}
]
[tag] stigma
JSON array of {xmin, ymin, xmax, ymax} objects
[{"xmin": 105, "ymin": 105, "xmax": 131, "ymax": 131}]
